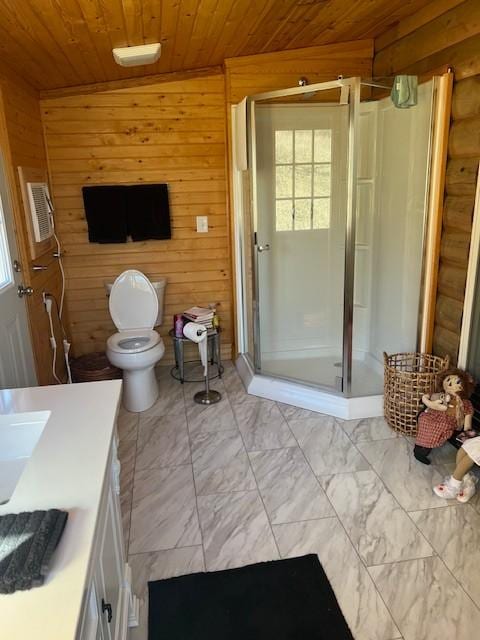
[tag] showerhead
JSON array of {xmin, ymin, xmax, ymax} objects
[{"xmin": 298, "ymin": 77, "xmax": 316, "ymax": 100}]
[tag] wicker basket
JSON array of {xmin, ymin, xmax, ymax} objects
[
  {"xmin": 70, "ymin": 352, "xmax": 122, "ymax": 383},
  {"xmin": 383, "ymin": 352, "xmax": 450, "ymax": 436}
]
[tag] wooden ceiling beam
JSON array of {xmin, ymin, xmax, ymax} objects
[
  {"xmin": 39, "ymin": 65, "xmax": 224, "ymax": 99},
  {"xmin": 224, "ymin": 39, "xmax": 374, "ymax": 70}
]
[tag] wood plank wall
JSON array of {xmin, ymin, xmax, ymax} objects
[
  {"xmin": 41, "ymin": 73, "xmax": 231, "ymax": 361},
  {"xmin": 374, "ymin": 0, "xmax": 480, "ymax": 364},
  {"xmin": 41, "ymin": 41, "xmax": 374, "ymax": 362},
  {"xmin": 0, "ymin": 73, "xmax": 66, "ymax": 384},
  {"xmin": 225, "ymin": 40, "xmax": 373, "ymax": 103}
]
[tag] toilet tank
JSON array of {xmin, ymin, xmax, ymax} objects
[{"xmin": 105, "ymin": 276, "xmax": 167, "ymax": 327}]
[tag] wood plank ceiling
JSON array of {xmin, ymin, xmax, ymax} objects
[{"xmin": 0, "ymin": 0, "xmax": 436, "ymax": 91}]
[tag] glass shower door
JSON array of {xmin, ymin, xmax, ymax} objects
[{"xmin": 252, "ymin": 102, "xmax": 349, "ymax": 390}]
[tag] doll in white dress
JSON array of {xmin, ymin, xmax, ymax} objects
[{"xmin": 434, "ymin": 435, "xmax": 480, "ymax": 501}]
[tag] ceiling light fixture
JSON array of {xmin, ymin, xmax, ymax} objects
[{"xmin": 113, "ymin": 43, "xmax": 161, "ymax": 67}]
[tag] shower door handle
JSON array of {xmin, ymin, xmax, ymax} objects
[{"xmin": 257, "ymin": 243, "xmax": 270, "ymax": 252}]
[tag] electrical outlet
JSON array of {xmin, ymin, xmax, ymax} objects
[{"xmin": 196, "ymin": 216, "xmax": 208, "ymax": 233}]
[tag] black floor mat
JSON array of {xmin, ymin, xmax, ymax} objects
[{"xmin": 148, "ymin": 554, "xmax": 354, "ymax": 639}]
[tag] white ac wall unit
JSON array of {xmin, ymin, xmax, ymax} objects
[
  {"xmin": 18, "ymin": 166, "xmax": 55, "ymax": 261},
  {"xmin": 26, "ymin": 182, "xmax": 53, "ymax": 242}
]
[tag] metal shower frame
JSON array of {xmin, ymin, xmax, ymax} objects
[
  {"xmin": 239, "ymin": 73, "xmax": 441, "ymax": 398},
  {"xmin": 246, "ymin": 76, "xmax": 361, "ymax": 396}
]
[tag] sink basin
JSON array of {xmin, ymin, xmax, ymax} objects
[{"xmin": 0, "ymin": 411, "xmax": 50, "ymax": 505}]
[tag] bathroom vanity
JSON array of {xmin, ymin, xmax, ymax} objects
[{"xmin": 0, "ymin": 380, "xmax": 138, "ymax": 639}]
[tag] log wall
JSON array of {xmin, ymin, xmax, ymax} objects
[{"xmin": 374, "ymin": 0, "xmax": 480, "ymax": 364}]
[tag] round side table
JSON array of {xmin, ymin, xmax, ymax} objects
[{"xmin": 169, "ymin": 327, "xmax": 223, "ymax": 383}]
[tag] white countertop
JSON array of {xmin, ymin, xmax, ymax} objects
[{"xmin": 0, "ymin": 380, "xmax": 122, "ymax": 640}]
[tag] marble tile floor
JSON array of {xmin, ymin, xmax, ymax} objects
[{"xmin": 118, "ymin": 362, "xmax": 480, "ymax": 640}]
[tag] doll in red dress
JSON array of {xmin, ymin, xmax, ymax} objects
[{"xmin": 414, "ymin": 368, "xmax": 475, "ymax": 465}]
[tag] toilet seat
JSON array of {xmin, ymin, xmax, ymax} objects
[
  {"xmin": 107, "ymin": 329, "xmax": 161, "ymax": 354},
  {"xmin": 109, "ymin": 269, "xmax": 158, "ymax": 331}
]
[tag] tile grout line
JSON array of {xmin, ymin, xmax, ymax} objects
[
  {"xmin": 335, "ymin": 426, "xmax": 480, "ymax": 627},
  {"xmin": 128, "ymin": 543, "xmax": 204, "ymax": 560},
  {"xmin": 318, "ymin": 468, "xmax": 436, "ymax": 566},
  {"xmin": 433, "ymin": 539, "xmax": 480, "ymax": 614},
  {"xmin": 356, "ymin": 459, "xmax": 438, "ymax": 565},
  {"xmin": 279, "ymin": 406, "xmax": 405, "ymax": 639},
  {"xmin": 224, "ymin": 375, "xmax": 298, "ymax": 455},
  {"xmin": 182, "ymin": 381, "xmax": 209, "ymax": 574},
  {"xmin": 272, "ymin": 403, "xmax": 338, "ymax": 519},
  {"xmin": 129, "ymin": 371, "xmax": 200, "ymax": 562},
  {"xmin": 247, "ymin": 444, "xmax": 298, "ymax": 453},
  {"xmin": 333, "ymin": 417, "xmax": 372, "ymax": 469},
  {"xmin": 125, "ymin": 411, "xmax": 140, "ymax": 560},
  {"xmin": 316, "ymin": 431, "xmax": 436, "ymax": 636},
  {"xmin": 227, "ymin": 386, "xmax": 283, "ymax": 562},
  {"xmin": 403, "ymin": 500, "xmax": 480, "ymax": 614},
  {"xmin": 355, "ymin": 437, "xmax": 460, "ymax": 513},
  {"xmin": 365, "ymin": 548, "xmax": 480, "ymax": 614}
]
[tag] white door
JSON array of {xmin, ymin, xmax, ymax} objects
[
  {"xmin": 0, "ymin": 151, "xmax": 36, "ymax": 388},
  {"xmin": 254, "ymin": 104, "xmax": 349, "ymax": 390}
]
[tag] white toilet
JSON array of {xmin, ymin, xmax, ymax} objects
[{"xmin": 106, "ymin": 270, "xmax": 166, "ymax": 412}]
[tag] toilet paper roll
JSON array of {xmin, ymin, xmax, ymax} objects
[{"xmin": 183, "ymin": 322, "xmax": 208, "ymax": 376}]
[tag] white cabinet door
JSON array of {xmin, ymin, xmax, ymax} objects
[
  {"xmin": 97, "ymin": 488, "xmax": 124, "ymax": 640},
  {"xmin": 80, "ymin": 582, "xmax": 104, "ymax": 640},
  {"xmin": 79, "ymin": 446, "xmax": 135, "ymax": 640}
]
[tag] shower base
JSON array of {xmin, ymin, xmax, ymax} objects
[
  {"xmin": 261, "ymin": 354, "xmax": 383, "ymax": 397},
  {"xmin": 236, "ymin": 354, "xmax": 383, "ymax": 421}
]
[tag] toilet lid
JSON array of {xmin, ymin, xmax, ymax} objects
[{"xmin": 109, "ymin": 270, "xmax": 158, "ymax": 331}]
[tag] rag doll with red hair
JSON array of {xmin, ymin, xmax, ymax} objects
[{"xmin": 414, "ymin": 368, "xmax": 478, "ymax": 502}]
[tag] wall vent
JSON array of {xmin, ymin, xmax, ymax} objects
[{"xmin": 26, "ymin": 182, "xmax": 53, "ymax": 242}]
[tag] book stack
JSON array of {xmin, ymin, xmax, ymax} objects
[{"xmin": 183, "ymin": 306, "xmax": 215, "ymax": 330}]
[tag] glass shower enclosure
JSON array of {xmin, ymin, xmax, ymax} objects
[{"xmin": 235, "ymin": 76, "xmax": 436, "ymax": 399}]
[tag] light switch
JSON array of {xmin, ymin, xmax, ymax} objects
[{"xmin": 196, "ymin": 216, "xmax": 209, "ymax": 233}]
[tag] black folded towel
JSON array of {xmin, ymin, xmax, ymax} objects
[
  {"xmin": 126, "ymin": 183, "xmax": 171, "ymax": 241},
  {"xmin": 82, "ymin": 185, "xmax": 128, "ymax": 243},
  {"xmin": 0, "ymin": 509, "xmax": 68, "ymax": 594}
]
